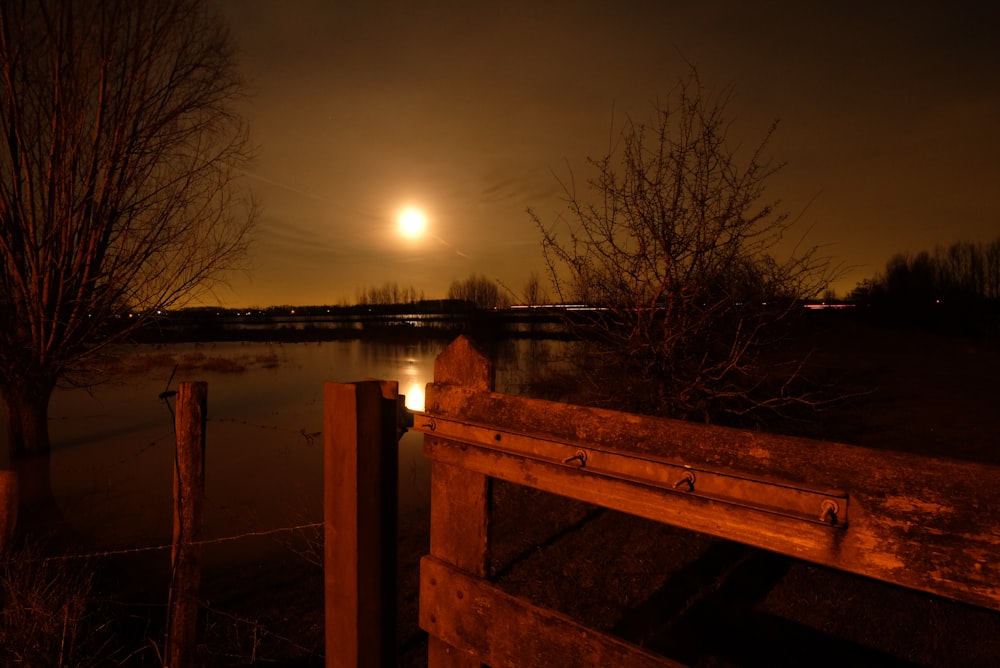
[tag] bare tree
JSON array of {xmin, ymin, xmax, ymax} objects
[
  {"xmin": 447, "ymin": 274, "xmax": 511, "ymax": 310},
  {"xmin": 986, "ymin": 240, "xmax": 1000, "ymax": 301},
  {"xmin": 0, "ymin": 0, "xmax": 254, "ymax": 457},
  {"xmin": 522, "ymin": 271, "xmax": 548, "ymax": 307},
  {"xmin": 356, "ymin": 281, "xmax": 424, "ymax": 306},
  {"xmin": 530, "ymin": 72, "xmax": 834, "ymax": 425},
  {"xmin": 850, "ymin": 238, "xmax": 1000, "ymax": 332}
]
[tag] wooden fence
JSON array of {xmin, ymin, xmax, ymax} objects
[{"xmin": 324, "ymin": 335, "xmax": 1000, "ymax": 667}]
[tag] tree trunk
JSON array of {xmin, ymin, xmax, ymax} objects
[
  {"xmin": 0, "ymin": 470, "xmax": 18, "ymax": 552},
  {"xmin": 3, "ymin": 383, "xmax": 53, "ymax": 458},
  {"xmin": 2, "ymin": 385, "xmax": 56, "ymax": 523}
]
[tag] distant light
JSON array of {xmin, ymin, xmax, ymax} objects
[{"xmin": 803, "ymin": 303, "xmax": 855, "ymax": 310}]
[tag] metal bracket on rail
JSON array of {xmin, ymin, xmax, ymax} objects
[
  {"xmin": 395, "ymin": 399, "xmax": 414, "ymax": 440},
  {"xmin": 413, "ymin": 413, "xmax": 848, "ymax": 528}
]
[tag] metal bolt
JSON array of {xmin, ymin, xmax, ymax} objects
[
  {"xmin": 673, "ymin": 470, "xmax": 696, "ymax": 492},
  {"xmin": 562, "ymin": 450, "xmax": 587, "ymax": 468},
  {"xmin": 820, "ymin": 499, "xmax": 840, "ymax": 525},
  {"xmin": 421, "ymin": 418, "xmax": 436, "ymax": 431}
]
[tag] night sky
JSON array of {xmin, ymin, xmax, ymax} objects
[{"xmin": 212, "ymin": 0, "xmax": 1000, "ymax": 308}]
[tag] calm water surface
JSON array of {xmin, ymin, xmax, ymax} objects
[{"xmin": 9, "ymin": 338, "xmax": 558, "ymax": 555}]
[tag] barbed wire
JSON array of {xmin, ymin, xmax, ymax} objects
[
  {"xmin": 28, "ymin": 522, "xmax": 323, "ymax": 564},
  {"xmin": 198, "ymin": 600, "xmax": 323, "ymax": 659}
]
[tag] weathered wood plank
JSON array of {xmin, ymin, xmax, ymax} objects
[
  {"xmin": 421, "ymin": 384, "xmax": 1000, "ymax": 612},
  {"xmin": 324, "ymin": 380, "xmax": 398, "ymax": 668},
  {"xmin": 425, "ymin": 336, "xmax": 494, "ymax": 668},
  {"xmin": 167, "ymin": 381, "xmax": 207, "ymax": 668},
  {"xmin": 419, "ymin": 413, "xmax": 848, "ymax": 526},
  {"xmin": 425, "ymin": 436, "xmax": 841, "ymax": 557},
  {"xmin": 420, "ymin": 555, "xmax": 686, "ymax": 668},
  {"xmin": 428, "ymin": 460, "xmax": 491, "ymax": 571},
  {"xmin": 0, "ymin": 470, "xmax": 18, "ymax": 552},
  {"xmin": 432, "ymin": 334, "xmax": 495, "ymax": 391}
]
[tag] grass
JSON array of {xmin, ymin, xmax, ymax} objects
[
  {"xmin": 0, "ymin": 535, "xmax": 326, "ymax": 666},
  {"xmin": 0, "ymin": 542, "xmax": 116, "ymax": 667}
]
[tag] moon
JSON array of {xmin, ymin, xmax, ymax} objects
[{"xmin": 397, "ymin": 207, "xmax": 427, "ymax": 239}]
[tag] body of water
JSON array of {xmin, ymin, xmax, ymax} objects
[{"xmin": 2, "ymin": 337, "xmax": 560, "ymax": 557}]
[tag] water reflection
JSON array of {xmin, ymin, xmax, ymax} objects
[
  {"xmin": 402, "ymin": 375, "xmax": 425, "ymax": 413},
  {"xmin": 0, "ymin": 341, "xmax": 434, "ymax": 548},
  {"xmin": 3, "ymin": 338, "xmax": 563, "ymax": 555}
]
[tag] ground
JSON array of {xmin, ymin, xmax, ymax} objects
[
  {"xmin": 249, "ymin": 314, "xmax": 1000, "ymax": 667},
  {"xmin": 8, "ymin": 313, "xmax": 1000, "ymax": 666}
]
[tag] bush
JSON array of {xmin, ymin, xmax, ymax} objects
[{"xmin": 531, "ymin": 71, "xmax": 835, "ymax": 425}]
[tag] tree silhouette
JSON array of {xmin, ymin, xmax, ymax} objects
[
  {"xmin": 849, "ymin": 239, "xmax": 1000, "ymax": 332},
  {"xmin": 355, "ymin": 281, "xmax": 424, "ymax": 306},
  {"xmin": 447, "ymin": 274, "xmax": 511, "ymax": 310},
  {"xmin": 522, "ymin": 271, "xmax": 548, "ymax": 307},
  {"xmin": 531, "ymin": 71, "xmax": 834, "ymax": 424},
  {"xmin": 0, "ymin": 0, "xmax": 254, "ymax": 457}
]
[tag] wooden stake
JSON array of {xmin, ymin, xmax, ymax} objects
[
  {"xmin": 167, "ymin": 381, "xmax": 206, "ymax": 668},
  {"xmin": 0, "ymin": 470, "xmax": 17, "ymax": 553}
]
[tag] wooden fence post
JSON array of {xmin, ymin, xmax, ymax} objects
[
  {"xmin": 422, "ymin": 336, "xmax": 495, "ymax": 667},
  {"xmin": 167, "ymin": 381, "xmax": 207, "ymax": 668},
  {"xmin": 0, "ymin": 470, "xmax": 17, "ymax": 553},
  {"xmin": 324, "ymin": 380, "xmax": 399, "ymax": 668}
]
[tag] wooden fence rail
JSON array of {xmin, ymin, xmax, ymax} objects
[{"xmin": 325, "ymin": 335, "xmax": 1000, "ymax": 667}]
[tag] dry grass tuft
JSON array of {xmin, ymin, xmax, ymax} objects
[{"xmin": 0, "ymin": 544, "xmax": 115, "ymax": 667}]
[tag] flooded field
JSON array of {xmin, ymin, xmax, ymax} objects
[{"xmin": 2, "ymin": 338, "xmax": 561, "ymax": 557}]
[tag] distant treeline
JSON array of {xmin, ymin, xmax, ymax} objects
[
  {"xmin": 355, "ymin": 282, "xmax": 425, "ymax": 306},
  {"xmin": 355, "ymin": 275, "xmax": 517, "ymax": 310},
  {"xmin": 126, "ymin": 299, "xmax": 570, "ymax": 343},
  {"xmin": 849, "ymin": 238, "xmax": 1000, "ymax": 334},
  {"xmin": 176, "ymin": 299, "xmax": 481, "ymax": 319}
]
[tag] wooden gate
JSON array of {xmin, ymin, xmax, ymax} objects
[{"xmin": 324, "ymin": 335, "xmax": 1000, "ymax": 667}]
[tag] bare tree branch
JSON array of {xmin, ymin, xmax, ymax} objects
[
  {"xmin": 0, "ymin": 0, "xmax": 254, "ymax": 456},
  {"xmin": 530, "ymin": 70, "xmax": 836, "ymax": 426}
]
